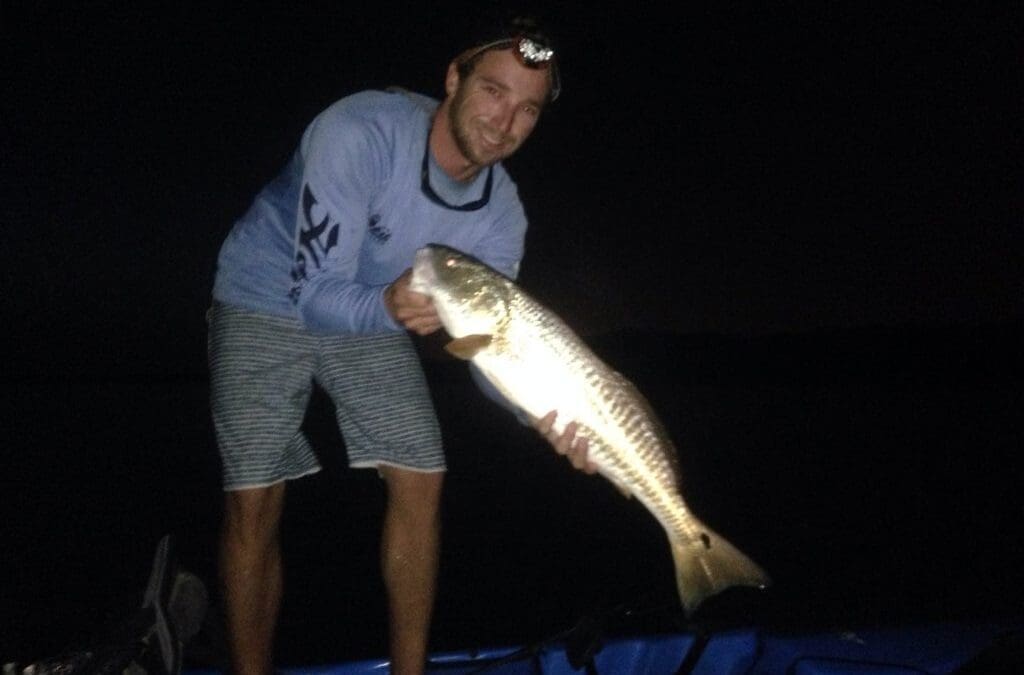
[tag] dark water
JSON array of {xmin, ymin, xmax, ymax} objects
[{"xmin": 3, "ymin": 322, "xmax": 1022, "ymax": 668}]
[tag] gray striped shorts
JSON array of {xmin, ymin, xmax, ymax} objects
[{"xmin": 208, "ymin": 302, "xmax": 445, "ymax": 490}]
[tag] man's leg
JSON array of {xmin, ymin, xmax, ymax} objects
[
  {"xmin": 316, "ymin": 331, "xmax": 446, "ymax": 673},
  {"xmin": 219, "ymin": 483, "xmax": 287, "ymax": 675},
  {"xmin": 378, "ymin": 466, "xmax": 444, "ymax": 675}
]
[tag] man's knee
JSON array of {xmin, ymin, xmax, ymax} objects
[
  {"xmin": 222, "ymin": 483, "xmax": 287, "ymax": 545},
  {"xmin": 379, "ymin": 467, "xmax": 444, "ymax": 518}
]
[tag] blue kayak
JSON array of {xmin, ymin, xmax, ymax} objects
[
  {"xmin": 186, "ymin": 619, "xmax": 1022, "ymax": 674},
  {"xmin": 5, "ymin": 537, "xmax": 1020, "ymax": 674}
]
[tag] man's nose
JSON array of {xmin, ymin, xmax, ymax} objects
[{"xmin": 492, "ymin": 104, "xmax": 515, "ymax": 133}]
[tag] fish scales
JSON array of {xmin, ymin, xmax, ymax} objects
[{"xmin": 411, "ymin": 243, "xmax": 770, "ymax": 615}]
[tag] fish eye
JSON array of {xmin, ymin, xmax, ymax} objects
[{"xmin": 445, "ymin": 257, "xmax": 456, "ymax": 267}]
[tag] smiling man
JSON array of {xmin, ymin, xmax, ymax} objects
[{"xmin": 207, "ymin": 12, "xmax": 574, "ymax": 675}]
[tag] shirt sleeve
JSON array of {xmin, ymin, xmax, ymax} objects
[{"xmin": 290, "ymin": 104, "xmax": 403, "ymax": 334}]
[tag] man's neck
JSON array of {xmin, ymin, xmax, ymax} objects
[{"xmin": 428, "ymin": 106, "xmax": 481, "ymax": 183}]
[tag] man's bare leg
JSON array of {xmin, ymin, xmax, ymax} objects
[
  {"xmin": 378, "ymin": 466, "xmax": 444, "ymax": 675},
  {"xmin": 219, "ymin": 482, "xmax": 287, "ymax": 675}
]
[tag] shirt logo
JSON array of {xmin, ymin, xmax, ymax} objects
[
  {"xmin": 367, "ymin": 214, "xmax": 391, "ymax": 243},
  {"xmin": 289, "ymin": 184, "xmax": 339, "ymax": 303}
]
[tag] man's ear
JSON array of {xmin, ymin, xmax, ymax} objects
[{"xmin": 445, "ymin": 62, "xmax": 460, "ymax": 97}]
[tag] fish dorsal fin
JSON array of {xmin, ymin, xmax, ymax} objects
[{"xmin": 445, "ymin": 334, "xmax": 493, "ymax": 360}]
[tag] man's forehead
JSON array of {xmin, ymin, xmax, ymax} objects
[{"xmin": 467, "ymin": 49, "xmax": 552, "ymax": 100}]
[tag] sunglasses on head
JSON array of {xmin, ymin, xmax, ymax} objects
[{"xmin": 458, "ymin": 35, "xmax": 560, "ymax": 101}]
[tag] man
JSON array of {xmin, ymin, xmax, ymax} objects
[{"xmin": 208, "ymin": 13, "xmax": 591, "ymax": 675}]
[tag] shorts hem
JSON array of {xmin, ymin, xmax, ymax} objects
[
  {"xmin": 222, "ymin": 466, "xmax": 322, "ymax": 492},
  {"xmin": 350, "ymin": 460, "xmax": 447, "ymax": 473}
]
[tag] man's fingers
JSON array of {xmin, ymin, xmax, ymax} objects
[
  {"xmin": 386, "ymin": 268, "xmax": 438, "ymax": 330},
  {"xmin": 536, "ymin": 410, "xmax": 557, "ymax": 436},
  {"xmin": 534, "ymin": 411, "xmax": 598, "ymax": 474},
  {"xmin": 569, "ymin": 436, "xmax": 598, "ymax": 474},
  {"xmin": 391, "ymin": 288, "xmax": 440, "ymax": 334},
  {"xmin": 407, "ymin": 316, "xmax": 442, "ymax": 335},
  {"xmin": 553, "ymin": 420, "xmax": 576, "ymax": 455},
  {"xmin": 569, "ymin": 436, "xmax": 585, "ymax": 468}
]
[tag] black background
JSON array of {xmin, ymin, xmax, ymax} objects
[{"xmin": 3, "ymin": 1, "xmax": 1022, "ymax": 668}]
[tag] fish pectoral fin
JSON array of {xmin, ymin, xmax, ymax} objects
[{"xmin": 444, "ymin": 334, "xmax": 493, "ymax": 360}]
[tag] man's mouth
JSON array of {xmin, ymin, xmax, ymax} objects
[{"xmin": 480, "ymin": 128, "xmax": 506, "ymax": 150}]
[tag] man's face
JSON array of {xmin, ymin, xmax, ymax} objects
[{"xmin": 446, "ymin": 48, "xmax": 551, "ymax": 167}]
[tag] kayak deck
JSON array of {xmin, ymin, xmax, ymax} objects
[{"xmin": 186, "ymin": 619, "xmax": 1022, "ymax": 674}]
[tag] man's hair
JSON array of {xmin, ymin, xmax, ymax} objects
[{"xmin": 454, "ymin": 11, "xmax": 561, "ymax": 102}]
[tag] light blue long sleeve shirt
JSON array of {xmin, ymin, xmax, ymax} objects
[{"xmin": 212, "ymin": 88, "xmax": 527, "ymax": 334}]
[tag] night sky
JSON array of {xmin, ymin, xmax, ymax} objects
[
  {"xmin": 5, "ymin": 2, "xmax": 1020, "ymax": 380},
  {"xmin": 3, "ymin": 1, "xmax": 1023, "ymax": 668}
]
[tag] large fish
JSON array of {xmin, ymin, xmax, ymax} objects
[{"xmin": 410, "ymin": 243, "xmax": 770, "ymax": 615}]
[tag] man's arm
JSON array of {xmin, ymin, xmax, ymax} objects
[{"xmin": 290, "ymin": 99, "xmax": 400, "ymax": 334}]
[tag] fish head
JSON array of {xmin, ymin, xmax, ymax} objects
[{"xmin": 411, "ymin": 244, "xmax": 512, "ymax": 338}]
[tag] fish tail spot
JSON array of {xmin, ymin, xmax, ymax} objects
[{"xmin": 700, "ymin": 532, "xmax": 712, "ymax": 549}]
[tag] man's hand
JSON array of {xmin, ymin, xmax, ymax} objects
[
  {"xmin": 534, "ymin": 410, "xmax": 598, "ymax": 474},
  {"xmin": 385, "ymin": 269, "xmax": 442, "ymax": 335}
]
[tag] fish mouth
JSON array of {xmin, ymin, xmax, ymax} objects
[{"xmin": 409, "ymin": 247, "xmax": 436, "ymax": 296}]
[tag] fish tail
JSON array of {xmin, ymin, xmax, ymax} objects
[{"xmin": 669, "ymin": 522, "xmax": 771, "ymax": 616}]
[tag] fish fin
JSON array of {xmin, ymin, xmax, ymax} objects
[
  {"xmin": 669, "ymin": 521, "xmax": 771, "ymax": 617},
  {"xmin": 444, "ymin": 334, "xmax": 493, "ymax": 360}
]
